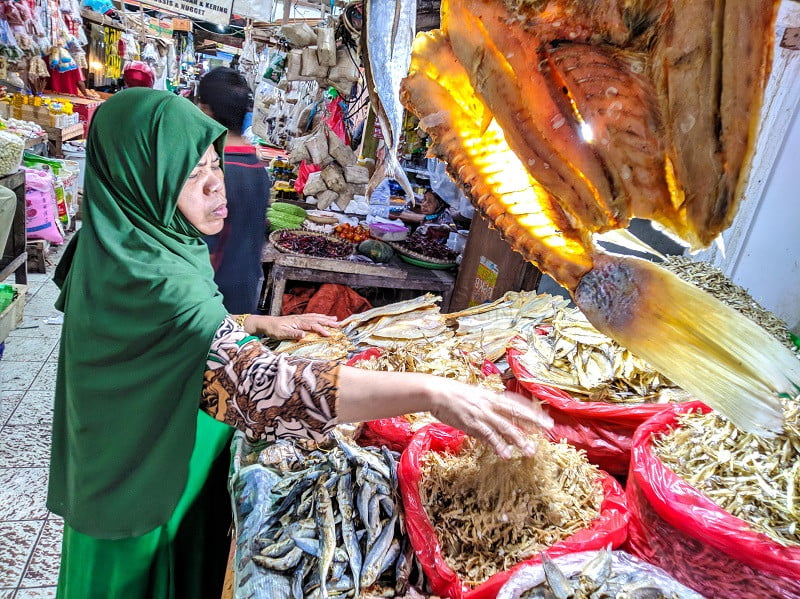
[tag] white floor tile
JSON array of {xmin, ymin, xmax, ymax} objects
[
  {"xmin": 0, "ymin": 338, "xmax": 59, "ymax": 363},
  {"xmin": 28, "ymin": 364, "xmax": 57, "ymax": 392},
  {"xmin": 15, "ymin": 587, "xmax": 57, "ymax": 598},
  {"xmin": 7, "ymin": 391, "xmax": 54, "ymax": 427},
  {"xmin": 0, "ymin": 520, "xmax": 43, "ymax": 588},
  {"xmin": 7, "ymin": 317, "xmax": 62, "ymax": 340},
  {"xmin": 1, "ymin": 392, "xmax": 24, "ymax": 427},
  {"xmin": 0, "ymin": 426, "xmax": 51, "ymax": 468},
  {"xmin": 0, "ymin": 362, "xmax": 41, "ymax": 392},
  {"xmin": 0, "ymin": 468, "xmax": 49, "ymax": 521},
  {"xmin": 20, "ymin": 520, "xmax": 62, "ymax": 588}
]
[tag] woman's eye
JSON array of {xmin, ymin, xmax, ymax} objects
[{"xmin": 187, "ymin": 171, "xmax": 199, "ymax": 179}]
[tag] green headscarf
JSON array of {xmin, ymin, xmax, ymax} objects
[{"xmin": 48, "ymin": 88, "xmax": 230, "ymax": 539}]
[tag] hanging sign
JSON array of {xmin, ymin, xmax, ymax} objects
[
  {"xmin": 172, "ymin": 18, "xmax": 193, "ymax": 31},
  {"xmin": 140, "ymin": 0, "xmax": 233, "ymax": 26}
]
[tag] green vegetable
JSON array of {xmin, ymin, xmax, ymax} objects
[
  {"xmin": 268, "ymin": 202, "xmax": 307, "ymax": 219},
  {"xmin": 358, "ymin": 240, "xmax": 394, "ymax": 263}
]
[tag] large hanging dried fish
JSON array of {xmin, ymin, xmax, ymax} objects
[
  {"xmin": 399, "ymin": 0, "xmax": 799, "ymax": 436},
  {"xmin": 652, "ymin": 396, "xmax": 800, "ymax": 548},
  {"xmin": 660, "ymin": 256, "xmax": 795, "ymax": 349},
  {"xmin": 419, "ymin": 436, "xmax": 603, "ymax": 585}
]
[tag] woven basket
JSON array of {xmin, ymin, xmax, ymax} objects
[
  {"xmin": 386, "ymin": 240, "xmax": 458, "ymax": 265},
  {"xmin": 269, "ymin": 229, "xmax": 355, "ymax": 260}
]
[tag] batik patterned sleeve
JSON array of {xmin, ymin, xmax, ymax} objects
[{"xmin": 201, "ymin": 315, "xmax": 340, "ymax": 443}]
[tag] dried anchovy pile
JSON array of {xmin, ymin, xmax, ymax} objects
[
  {"xmin": 517, "ymin": 308, "xmax": 688, "ymax": 404},
  {"xmin": 652, "ymin": 396, "xmax": 800, "ymax": 547},
  {"xmin": 661, "ymin": 256, "xmax": 794, "ymax": 349},
  {"xmin": 419, "ymin": 436, "xmax": 603, "ymax": 585},
  {"xmin": 352, "ymin": 340, "xmax": 506, "ymax": 393}
]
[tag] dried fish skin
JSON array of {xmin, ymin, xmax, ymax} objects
[{"xmin": 418, "ymin": 435, "xmax": 603, "ymax": 586}]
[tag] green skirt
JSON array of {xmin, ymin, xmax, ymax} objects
[{"xmin": 56, "ymin": 412, "xmax": 234, "ymax": 599}]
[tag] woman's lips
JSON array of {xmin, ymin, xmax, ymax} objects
[{"xmin": 212, "ymin": 204, "xmax": 228, "ymax": 218}]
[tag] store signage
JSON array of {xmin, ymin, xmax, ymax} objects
[
  {"xmin": 148, "ymin": 16, "xmax": 174, "ymax": 37},
  {"xmin": 172, "ymin": 18, "xmax": 193, "ymax": 31},
  {"xmin": 140, "ymin": 0, "xmax": 233, "ymax": 26}
]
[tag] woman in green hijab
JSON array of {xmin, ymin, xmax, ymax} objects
[{"xmin": 49, "ymin": 88, "xmax": 550, "ymax": 598}]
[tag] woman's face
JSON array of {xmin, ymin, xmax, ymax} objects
[
  {"xmin": 420, "ymin": 191, "xmax": 440, "ymax": 215},
  {"xmin": 176, "ymin": 145, "xmax": 226, "ymax": 235}
]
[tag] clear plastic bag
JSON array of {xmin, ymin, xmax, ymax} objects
[{"xmin": 497, "ymin": 550, "xmax": 706, "ymax": 599}]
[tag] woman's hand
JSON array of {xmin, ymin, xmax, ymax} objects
[
  {"xmin": 336, "ymin": 368, "xmax": 553, "ymax": 459},
  {"xmin": 246, "ymin": 313, "xmax": 339, "ymax": 340}
]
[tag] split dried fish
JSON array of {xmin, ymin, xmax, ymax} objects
[
  {"xmin": 661, "ymin": 256, "xmax": 795, "ymax": 350},
  {"xmin": 515, "ymin": 308, "xmax": 690, "ymax": 404},
  {"xmin": 272, "ymin": 329, "xmax": 355, "ymax": 361},
  {"xmin": 419, "ymin": 436, "xmax": 603, "ymax": 586},
  {"xmin": 652, "ymin": 396, "xmax": 800, "ymax": 548}
]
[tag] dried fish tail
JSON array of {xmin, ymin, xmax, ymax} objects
[{"xmin": 573, "ymin": 253, "xmax": 800, "ymax": 435}]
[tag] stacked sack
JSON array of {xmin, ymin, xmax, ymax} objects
[{"xmin": 289, "ymin": 124, "xmax": 369, "ymax": 212}]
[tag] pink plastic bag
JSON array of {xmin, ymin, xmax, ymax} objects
[
  {"xmin": 626, "ymin": 402, "xmax": 800, "ymax": 598},
  {"xmin": 399, "ymin": 423, "xmax": 629, "ymax": 599},
  {"xmin": 24, "ymin": 168, "xmax": 64, "ymax": 244},
  {"xmin": 507, "ymin": 343, "xmax": 673, "ymax": 475}
]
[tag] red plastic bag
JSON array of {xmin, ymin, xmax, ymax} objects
[
  {"xmin": 507, "ymin": 344, "xmax": 672, "ymax": 475},
  {"xmin": 350, "ymin": 350, "xmax": 502, "ymax": 452},
  {"xmin": 398, "ymin": 423, "xmax": 629, "ymax": 599},
  {"xmin": 293, "ymin": 160, "xmax": 322, "ymax": 194},
  {"xmin": 626, "ymin": 402, "xmax": 800, "ymax": 598},
  {"xmin": 325, "ymin": 98, "xmax": 349, "ymax": 145}
]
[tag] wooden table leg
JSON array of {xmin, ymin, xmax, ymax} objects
[{"xmin": 269, "ymin": 267, "xmax": 287, "ymax": 316}]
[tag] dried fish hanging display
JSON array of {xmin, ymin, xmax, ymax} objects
[
  {"xmin": 238, "ymin": 433, "xmax": 423, "ymax": 598},
  {"xmin": 419, "ymin": 436, "xmax": 603, "ymax": 585},
  {"xmin": 660, "ymin": 256, "xmax": 795, "ymax": 350},
  {"xmin": 514, "ymin": 307, "xmax": 690, "ymax": 404},
  {"xmin": 652, "ymin": 396, "xmax": 800, "ymax": 548}
]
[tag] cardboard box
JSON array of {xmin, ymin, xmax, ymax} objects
[
  {"xmin": 0, "ymin": 283, "xmax": 26, "ymax": 343},
  {"xmin": 448, "ymin": 214, "xmax": 541, "ymax": 312}
]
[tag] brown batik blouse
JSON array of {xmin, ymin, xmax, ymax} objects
[{"xmin": 200, "ymin": 316, "xmax": 340, "ymax": 443}]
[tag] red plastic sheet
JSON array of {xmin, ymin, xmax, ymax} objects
[
  {"xmin": 507, "ymin": 344, "xmax": 673, "ymax": 475},
  {"xmin": 350, "ymin": 350, "xmax": 502, "ymax": 452},
  {"xmin": 293, "ymin": 160, "xmax": 322, "ymax": 194},
  {"xmin": 626, "ymin": 402, "xmax": 800, "ymax": 598},
  {"xmin": 398, "ymin": 423, "xmax": 629, "ymax": 599}
]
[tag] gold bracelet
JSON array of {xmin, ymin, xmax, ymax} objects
[{"xmin": 234, "ymin": 313, "xmax": 251, "ymax": 329}]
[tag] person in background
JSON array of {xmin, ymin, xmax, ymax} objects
[
  {"xmin": 391, "ymin": 187, "xmax": 455, "ymax": 228},
  {"xmin": 195, "ymin": 68, "xmax": 275, "ymax": 314},
  {"xmin": 122, "ymin": 61, "xmax": 155, "ymax": 88},
  {"xmin": 48, "ymin": 88, "xmax": 551, "ymax": 597}
]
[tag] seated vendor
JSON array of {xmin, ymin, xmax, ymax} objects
[{"xmin": 390, "ymin": 188, "xmax": 455, "ymax": 228}]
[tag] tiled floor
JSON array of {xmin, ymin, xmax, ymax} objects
[{"xmin": 1, "ymin": 254, "xmax": 66, "ymax": 597}]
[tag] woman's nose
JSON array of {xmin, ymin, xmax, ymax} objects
[{"xmin": 205, "ymin": 171, "xmax": 223, "ymax": 193}]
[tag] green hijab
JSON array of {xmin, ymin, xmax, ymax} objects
[{"xmin": 48, "ymin": 88, "xmax": 230, "ymax": 539}]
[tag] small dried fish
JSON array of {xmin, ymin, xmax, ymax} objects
[
  {"xmin": 419, "ymin": 436, "xmax": 603, "ymax": 586},
  {"xmin": 652, "ymin": 396, "xmax": 800, "ymax": 548},
  {"xmin": 516, "ymin": 307, "xmax": 690, "ymax": 404}
]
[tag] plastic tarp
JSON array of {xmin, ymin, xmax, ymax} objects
[{"xmin": 626, "ymin": 402, "xmax": 800, "ymax": 598}]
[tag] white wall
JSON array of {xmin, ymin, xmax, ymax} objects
[{"xmin": 728, "ymin": 102, "xmax": 800, "ymax": 332}]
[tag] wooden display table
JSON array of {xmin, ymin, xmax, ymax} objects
[
  {"xmin": 261, "ymin": 243, "xmax": 456, "ymax": 315},
  {"xmin": 43, "ymin": 123, "xmax": 84, "ymax": 158},
  {"xmin": 0, "ymin": 170, "xmax": 27, "ymax": 284}
]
